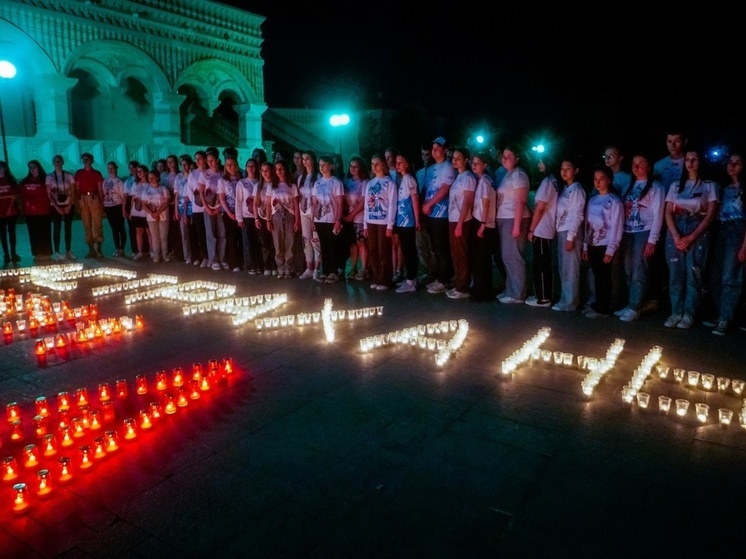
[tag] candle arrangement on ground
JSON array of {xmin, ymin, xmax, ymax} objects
[
  {"xmin": 358, "ymin": 319, "xmax": 468, "ymax": 366},
  {"xmin": 1, "ymin": 357, "xmax": 237, "ymax": 513},
  {"xmin": 91, "ymin": 273, "xmax": 178, "ymax": 297},
  {"xmin": 579, "ymin": 338, "xmax": 625, "ymax": 396},
  {"xmin": 500, "ymin": 327, "xmax": 552, "ymax": 375}
]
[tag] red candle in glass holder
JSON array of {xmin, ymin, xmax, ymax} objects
[
  {"xmin": 59, "ymin": 425, "xmax": 73, "ymax": 447},
  {"xmin": 3, "ymin": 321, "xmax": 13, "ymax": 336},
  {"xmin": 78, "ymin": 445, "xmax": 93, "ymax": 470},
  {"xmin": 149, "ymin": 401, "xmax": 163, "ymax": 421},
  {"xmin": 176, "ymin": 388, "xmax": 189, "ymax": 408},
  {"xmin": 89, "ymin": 304, "xmax": 98, "ymax": 317},
  {"xmin": 172, "ymin": 367, "xmax": 184, "ymax": 387},
  {"xmin": 112, "ymin": 319, "xmax": 122, "ymax": 334},
  {"xmin": 93, "ymin": 325, "xmax": 103, "ymax": 339},
  {"xmin": 55, "ymin": 333, "xmax": 67, "ymax": 349},
  {"xmin": 93, "ymin": 437, "xmax": 106, "ymax": 459},
  {"xmin": 29, "ymin": 318, "xmax": 39, "ymax": 336},
  {"xmin": 71, "ymin": 417, "xmax": 85, "ymax": 438},
  {"xmin": 164, "ymin": 394, "xmax": 177, "ymax": 415},
  {"xmin": 123, "ymin": 418, "xmax": 137, "ymax": 440},
  {"xmin": 199, "ymin": 376, "xmax": 211, "ymax": 392},
  {"xmin": 57, "ymin": 391, "xmax": 70, "ymax": 411},
  {"xmin": 155, "ymin": 371, "xmax": 168, "ymax": 391},
  {"xmin": 101, "ymin": 401, "xmax": 115, "ymax": 424},
  {"xmin": 23, "ymin": 444, "xmax": 39, "ymax": 468},
  {"xmin": 6, "ymin": 402, "xmax": 20, "ymax": 422},
  {"xmin": 98, "ymin": 383, "xmax": 111, "ymax": 402},
  {"xmin": 79, "ymin": 406, "xmax": 91, "ymax": 429},
  {"xmin": 208, "ymin": 359, "xmax": 219, "ymax": 374},
  {"xmin": 76, "ymin": 330, "xmax": 86, "ymax": 344},
  {"xmin": 42, "ymin": 434, "xmax": 58, "ymax": 457},
  {"xmin": 139, "ymin": 410, "xmax": 153, "ymax": 429},
  {"xmin": 89, "ymin": 409, "xmax": 101, "ymax": 431},
  {"xmin": 135, "ymin": 374, "xmax": 148, "ymax": 395},
  {"xmin": 33, "ymin": 415, "xmax": 47, "ymax": 438},
  {"xmin": 57, "ymin": 408, "xmax": 70, "ymax": 429},
  {"xmin": 222, "ymin": 357, "xmax": 234, "ymax": 375},
  {"xmin": 2, "ymin": 456, "xmax": 19, "ymax": 481},
  {"xmin": 12, "ymin": 483, "xmax": 30, "ymax": 512},
  {"xmin": 115, "ymin": 379, "xmax": 128, "ymax": 399},
  {"xmin": 35, "ymin": 339, "xmax": 46, "ymax": 364},
  {"xmin": 10, "ymin": 420, "xmax": 23, "ymax": 441},
  {"xmin": 135, "ymin": 315, "xmax": 144, "ymax": 328},
  {"xmin": 192, "ymin": 363, "xmax": 203, "ymax": 381},
  {"xmin": 35, "ymin": 396, "xmax": 50, "ymax": 417},
  {"xmin": 104, "ymin": 430, "xmax": 119, "ymax": 452},
  {"xmin": 57, "ymin": 456, "xmax": 72, "ymax": 482},
  {"xmin": 188, "ymin": 379, "xmax": 200, "ymax": 400},
  {"xmin": 75, "ymin": 388, "xmax": 88, "ymax": 407},
  {"xmin": 36, "ymin": 469, "xmax": 52, "ymax": 496}
]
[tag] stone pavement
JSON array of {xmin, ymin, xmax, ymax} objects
[{"xmin": 1, "ymin": 221, "xmax": 745, "ymax": 558}]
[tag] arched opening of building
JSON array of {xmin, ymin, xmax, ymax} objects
[
  {"xmin": 68, "ymin": 68, "xmax": 102, "ymax": 140},
  {"xmin": 114, "ymin": 76, "xmax": 153, "ymax": 144},
  {"xmin": 178, "ymin": 84, "xmax": 208, "ymax": 146}
]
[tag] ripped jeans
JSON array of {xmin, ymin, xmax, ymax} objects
[{"xmin": 665, "ymin": 215, "xmax": 711, "ymax": 318}]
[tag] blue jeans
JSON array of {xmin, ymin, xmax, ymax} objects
[
  {"xmin": 711, "ymin": 219, "xmax": 746, "ymax": 322},
  {"xmin": 623, "ymin": 231, "xmax": 650, "ymax": 311},
  {"xmin": 665, "ymin": 215, "xmax": 711, "ymax": 317},
  {"xmin": 497, "ymin": 218, "xmax": 529, "ymax": 300},
  {"xmin": 204, "ymin": 212, "xmax": 226, "ymax": 264}
]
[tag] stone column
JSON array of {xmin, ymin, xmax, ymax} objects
[
  {"xmin": 33, "ymin": 74, "xmax": 78, "ymax": 139},
  {"xmin": 236, "ymin": 102, "xmax": 266, "ymax": 150},
  {"xmin": 150, "ymin": 91, "xmax": 186, "ymax": 145}
]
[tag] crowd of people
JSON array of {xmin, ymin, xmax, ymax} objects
[{"xmin": 0, "ymin": 129, "xmax": 744, "ymax": 335}]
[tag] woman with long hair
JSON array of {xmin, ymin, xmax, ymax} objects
[
  {"xmin": 236, "ymin": 158, "xmax": 262, "ymax": 273},
  {"xmin": 19, "ymin": 159, "xmax": 52, "ymax": 262},
  {"xmin": 102, "ymin": 161, "xmax": 127, "ymax": 257},
  {"xmin": 363, "ymin": 154, "xmax": 397, "ymax": 290},
  {"xmin": 312, "ymin": 154, "xmax": 345, "ymax": 283},
  {"xmin": 0, "ymin": 161, "xmax": 20, "ymax": 265},
  {"xmin": 266, "ymin": 159, "xmax": 300, "ymax": 278},
  {"xmin": 254, "ymin": 162, "xmax": 278, "ymax": 275},
  {"xmin": 297, "ymin": 150, "xmax": 321, "ymax": 279},
  {"xmin": 526, "ymin": 155, "xmax": 559, "ymax": 308},
  {"xmin": 47, "ymin": 154, "xmax": 77, "ymax": 260},
  {"xmin": 342, "ymin": 155, "xmax": 369, "ymax": 280},
  {"xmin": 141, "ymin": 169, "xmax": 171, "ymax": 263},
  {"xmin": 218, "ymin": 155, "xmax": 244, "ymax": 271},
  {"xmin": 174, "ymin": 155, "xmax": 195, "ymax": 265},
  {"xmin": 394, "ymin": 152, "xmax": 420, "ymax": 293}
]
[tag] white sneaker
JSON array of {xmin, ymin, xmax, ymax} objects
[
  {"xmin": 233, "ymin": 267, "xmax": 241, "ymax": 272},
  {"xmin": 211, "ymin": 263, "xmax": 221, "ymax": 271},
  {"xmin": 200, "ymin": 259, "xmax": 209, "ymax": 268},
  {"xmin": 584, "ymin": 308, "xmax": 609, "ymax": 319},
  {"xmin": 613, "ymin": 307, "xmax": 631, "ymax": 317},
  {"xmin": 676, "ymin": 314, "xmax": 694, "ymax": 329},
  {"xmin": 664, "ymin": 314, "xmax": 682, "ymax": 328},
  {"xmin": 65, "ymin": 251, "xmax": 77, "ymax": 261},
  {"xmin": 132, "ymin": 252, "xmax": 144, "ymax": 261},
  {"xmin": 396, "ymin": 280, "xmax": 416, "ymax": 293},
  {"xmin": 194, "ymin": 259, "xmax": 201, "ymax": 266},
  {"xmin": 374, "ymin": 284, "xmax": 388, "ymax": 291},
  {"xmin": 619, "ymin": 308, "xmax": 640, "ymax": 322},
  {"xmin": 498, "ymin": 295, "xmax": 524, "ymax": 304},
  {"xmin": 525, "ymin": 296, "xmax": 551, "ymax": 308},
  {"xmin": 447, "ymin": 289, "xmax": 470, "ymax": 299},
  {"xmin": 298, "ymin": 269, "xmax": 314, "ymax": 279},
  {"xmin": 426, "ymin": 281, "xmax": 446, "ymax": 294},
  {"xmin": 220, "ymin": 262, "xmax": 229, "ymax": 270},
  {"xmin": 325, "ymin": 273, "xmax": 339, "ymax": 283}
]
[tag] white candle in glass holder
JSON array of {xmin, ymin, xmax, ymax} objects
[
  {"xmin": 657, "ymin": 365, "xmax": 669, "ymax": 379},
  {"xmin": 658, "ymin": 395, "xmax": 672, "ymax": 413},
  {"xmin": 718, "ymin": 408, "xmax": 733, "ymax": 427},
  {"xmin": 717, "ymin": 376, "xmax": 730, "ymax": 391},
  {"xmin": 541, "ymin": 350, "xmax": 551, "ymax": 362},
  {"xmin": 636, "ymin": 392, "xmax": 650, "ymax": 409},
  {"xmin": 687, "ymin": 371, "xmax": 700, "ymax": 388},
  {"xmin": 695, "ymin": 403, "xmax": 709, "ymax": 423},
  {"xmin": 701, "ymin": 373, "xmax": 714, "ymax": 390},
  {"xmin": 675, "ymin": 399, "xmax": 690, "ymax": 417},
  {"xmin": 562, "ymin": 353, "xmax": 573, "ymax": 367},
  {"xmin": 673, "ymin": 368, "xmax": 685, "ymax": 382},
  {"xmin": 732, "ymin": 380, "xmax": 745, "ymax": 396}
]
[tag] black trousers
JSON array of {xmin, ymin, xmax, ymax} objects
[
  {"xmin": 26, "ymin": 215, "xmax": 52, "ymax": 257},
  {"xmin": 589, "ymin": 245, "xmax": 613, "ymax": 315},
  {"xmin": 105, "ymin": 205, "xmax": 127, "ymax": 250}
]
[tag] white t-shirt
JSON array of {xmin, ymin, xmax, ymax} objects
[
  {"xmin": 217, "ymin": 175, "xmax": 240, "ymax": 213},
  {"xmin": 129, "ymin": 181, "xmax": 148, "ymax": 218},
  {"xmin": 345, "ymin": 178, "xmax": 367, "ymax": 225},
  {"xmin": 448, "ymin": 170, "xmax": 476, "ymax": 223},
  {"xmin": 473, "ymin": 174, "xmax": 496, "ymax": 227},
  {"xmin": 621, "ymin": 179, "xmax": 665, "ymax": 243},
  {"xmin": 46, "ymin": 170, "xmax": 75, "ymax": 208},
  {"xmin": 297, "ymin": 173, "xmax": 316, "ymax": 216},
  {"xmin": 312, "ymin": 176, "xmax": 344, "ymax": 224},
  {"xmin": 583, "ymin": 193, "xmax": 623, "ymax": 255},
  {"xmin": 268, "ymin": 182, "xmax": 299, "ymax": 215},
  {"xmin": 496, "ymin": 168, "xmax": 531, "ymax": 220},
  {"xmin": 235, "ymin": 177, "xmax": 258, "ymax": 221},
  {"xmin": 533, "ymin": 175, "xmax": 559, "ymax": 240},
  {"xmin": 140, "ymin": 184, "xmax": 170, "ymax": 222},
  {"xmin": 102, "ymin": 176, "xmax": 125, "ymax": 207},
  {"xmin": 665, "ymin": 179, "xmax": 719, "ymax": 217},
  {"xmin": 363, "ymin": 175, "xmax": 397, "ymax": 229},
  {"xmin": 556, "ymin": 182, "xmax": 586, "ymax": 241},
  {"xmin": 187, "ymin": 168, "xmax": 205, "ymax": 214},
  {"xmin": 199, "ymin": 168, "xmax": 222, "ymax": 212}
]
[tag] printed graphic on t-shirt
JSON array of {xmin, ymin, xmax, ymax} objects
[
  {"xmin": 624, "ymin": 183, "xmax": 646, "ymax": 232},
  {"xmin": 720, "ymin": 186, "xmax": 744, "ymax": 221},
  {"xmin": 366, "ymin": 179, "xmax": 387, "ymax": 221}
]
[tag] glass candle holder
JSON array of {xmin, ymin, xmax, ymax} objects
[
  {"xmin": 139, "ymin": 409, "xmax": 153, "ymax": 430},
  {"xmin": 123, "ymin": 418, "xmax": 137, "ymax": 440},
  {"xmin": 115, "ymin": 379, "xmax": 128, "ymax": 399},
  {"xmin": 35, "ymin": 396, "xmax": 50, "ymax": 417},
  {"xmin": 553, "ymin": 351, "xmax": 563, "ymax": 365},
  {"xmin": 42, "ymin": 434, "xmax": 58, "ymax": 457},
  {"xmin": 78, "ymin": 445, "xmax": 93, "ymax": 470},
  {"xmin": 75, "ymin": 387, "xmax": 88, "ymax": 407},
  {"xmin": 164, "ymin": 394, "xmax": 177, "ymax": 414},
  {"xmin": 104, "ymin": 430, "xmax": 119, "ymax": 452},
  {"xmin": 6, "ymin": 401, "xmax": 20, "ymax": 422},
  {"xmin": 33, "ymin": 415, "xmax": 47, "ymax": 438},
  {"xmin": 541, "ymin": 350, "xmax": 552, "ymax": 362},
  {"xmin": 88, "ymin": 409, "xmax": 101, "ymax": 431},
  {"xmin": 673, "ymin": 368, "xmax": 685, "ymax": 382},
  {"xmin": 687, "ymin": 371, "xmax": 700, "ymax": 388},
  {"xmin": 71, "ymin": 417, "xmax": 85, "ymax": 438},
  {"xmin": 36, "ymin": 469, "xmax": 52, "ymax": 496},
  {"xmin": 93, "ymin": 436, "xmax": 107, "ymax": 459},
  {"xmin": 732, "ymin": 379, "xmax": 745, "ymax": 396},
  {"xmin": 155, "ymin": 371, "xmax": 168, "ymax": 391},
  {"xmin": 701, "ymin": 373, "xmax": 714, "ymax": 390},
  {"xmin": 636, "ymin": 392, "xmax": 650, "ymax": 409},
  {"xmin": 12, "ymin": 483, "xmax": 30, "ymax": 512},
  {"xmin": 199, "ymin": 376, "xmax": 210, "ymax": 392},
  {"xmin": 188, "ymin": 379, "xmax": 201, "ymax": 400},
  {"xmin": 98, "ymin": 383, "xmax": 111, "ymax": 402},
  {"xmin": 222, "ymin": 357, "xmax": 233, "ymax": 375},
  {"xmin": 177, "ymin": 388, "xmax": 189, "ymax": 408},
  {"xmin": 718, "ymin": 408, "xmax": 733, "ymax": 427},
  {"xmin": 675, "ymin": 399, "xmax": 690, "ymax": 417},
  {"xmin": 172, "ymin": 367, "xmax": 184, "ymax": 387},
  {"xmin": 135, "ymin": 374, "xmax": 148, "ymax": 395},
  {"xmin": 717, "ymin": 376, "xmax": 730, "ymax": 392},
  {"xmin": 695, "ymin": 403, "xmax": 709, "ymax": 423},
  {"xmin": 58, "ymin": 424, "xmax": 73, "ymax": 447},
  {"xmin": 657, "ymin": 365, "xmax": 669, "ymax": 379},
  {"xmin": 10, "ymin": 420, "xmax": 24, "ymax": 441},
  {"xmin": 57, "ymin": 456, "xmax": 73, "ymax": 482},
  {"xmin": 2, "ymin": 456, "xmax": 19, "ymax": 481},
  {"xmin": 192, "ymin": 363, "xmax": 203, "ymax": 381},
  {"xmin": 23, "ymin": 444, "xmax": 39, "ymax": 468},
  {"xmin": 57, "ymin": 391, "xmax": 70, "ymax": 411},
  {"xmin": 562, "ymin": 353, "xmax": 573, "ymax": 367}
]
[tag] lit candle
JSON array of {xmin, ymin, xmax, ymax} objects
[
  {"xmin": 149, "ymin": 401, "xmax": 163, "ymax": 421},
  {"xmin": 732, "ymin": 380, "xmax": 745, "ymax": 396},
  {"xmin": 89, "ymin": 409, "xmax": 101, "ymax": 431},
  {"xmin": 12, "ymin": 483, "xmax": 30, "ymax": 512},
  {"xmin": 36, "ymin": 469, "xmax": 52, "ymax": 496},
  {"xmin": 658, "ymin": 396, "xmax": 672, "ymax": 414},
  {"xmin": 172, "ymin": 367, "xmax": 184, "ymax": 387},
  {"xmin": 675, "ymin": 399, "xmax": 690, "ymax": 417},
  {"xmin": 78, "ymin": 445, "xmax": 93, "ymax": 470},
  {"xmin": 135, "ymin": 374, "xmax": 148, "ymax": 395},
  {"xmin": 687, "ymin": 371, "xmax": 700, "ymax": 388},
  {"xmin": 75, "ymin": 387, "xmax": 88, "ymax": 407},
  {"xmin": 222, "ymin": 357, "xmax": 233, "ymax": 375},
  {"xmin": 192, "ymin": 363, "xmax": 203, "ymax": 381},
  {"xmin": 35, "ymin": 396, "xmax": 50, "ymax": 418},
  {"xmin": 10, "ymin": 419, "xmax": 23, "ymax": 441},
  {"xmin": 23, "ymin": 444, "xmax": 39, "ymax": 468},
  {"xmin": 6, "ymin": 401, "xmax": 20, "ymax": 422},
  {"xmin": 72, "ymin": 417, "xmax": 85, "ymax": 438},
  {"xmin": 123, "ymin": 418, "xmax": 137, "ymax": 440},
  {"xmin": 188, "ymin": 379, "xmax": 200, "ymax": 400},
  {"xmin": 636, "ymin": 392, "xmax": 650, "ymax": 409},
  {"xmin": 139, "ymin": 410, "xmax": 153, "ymax": 430},
  {"xmin": 115, "ymin": 379, "xmax": 128, "ymax": 399},
  {"xmin": 99, "ymin": 383, "xmax": 112, "ymax": 402},
  {"xmin": 176, "ymin": 388, "xmax": 189, "ymax": 407},
  {"xmin": 33, "ymin": 415, "xmax": 47, "ymax": 438},
  {"xmin": 135, "ymin": 315, "xmax": 144, "ymax": 328},
  {"xmin": 155, "ymin": 371, "xmax": 168, "ymax": 391},
  {"xmin": 199, "ymin": 376, "xmax": 210, "ymax": 392},
  {"xmin": 2, "ymin": 456, "xmax": 19, "ymax": 481},
  {"xmin": 719, "ymin": 408, "xmax": 733, "ymax": 427},
  {"xmin": 59, "ymin": 425, "xmax": 73, "ymax": 447},
  {"xmin": 104, "ymin": 430, "xmax": 119, "ymax": 452},
  {"xmin": 42, "ymin": 434, "xmax": 58, "ymax": 457},
  {"xmin": 93, "ymin": 436, "xmax": 106, "ymax": 459},
  {"xmin": 55, "ymin": 333, "xmax": 67, "ymax": 349},
  {"xmin": 57, "ymin": 391, "xmax": 70, "ymax": 411},
  {"xmin": 57, "ymin": 455, "xmax": 73, "ymax": 481},
  {"xmin": 35, "ymin": 339, "xmax": 46, "ymax": 364},
  {"xmin": 164, "ymin": 394, "xmax": 177, "ymax": 414},
  {"xmin": 101, "ymin": 400, "xmax": 115, "ymax": 424},
  {"xmin": 695, "ymin": 403, "xmax": 709, "ymax": 423}
]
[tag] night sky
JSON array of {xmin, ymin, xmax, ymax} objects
[{"xmin": 231, "ymin": 2, "xmax": 744, "ymax": 162}]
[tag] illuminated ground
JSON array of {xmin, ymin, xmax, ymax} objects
[{"xmin": 1, "ymin": 222, "xmax": 745, "ymax": 558}]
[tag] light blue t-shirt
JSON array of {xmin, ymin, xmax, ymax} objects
[
  {"xmin": 424, "ymin": 161, "xmax": 455, "ymax": 219},
  {"xmin": 396, "ymin": 174, "xmax": 418, "ymax": 227},
  {"xmin": 719, "ymin": 184, "xmax": 744, "ymax": 222}
]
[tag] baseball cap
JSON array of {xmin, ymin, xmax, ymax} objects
[{"xmin": 432, "ymin": 136, "xmax": 447, "ymax": 147}]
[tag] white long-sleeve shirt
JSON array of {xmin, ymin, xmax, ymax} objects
[
  {"xmin": 556, "ymin": 182, "xmax": 586, "ymax": 241},
  {"xmin": 620, "ymin": 179, "xmax": 665, "ymax": 244},
  {"xmin": 583, "ymin": 193, "xmax": 623, "ymax": 256}
]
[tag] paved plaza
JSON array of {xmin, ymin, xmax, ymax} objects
[{"xmin": 1, "ymin": 222, "xmax": 745, "ymax": 558}]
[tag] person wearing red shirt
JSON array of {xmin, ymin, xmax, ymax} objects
[
  {"xmin": 0, "ymin": 160, "xmax": 21, "ymax": 265},
  {"xmin": 19, "ymin": 160, "xmax": 52, "ymax": 261},
  {"xmin": 74, "ymin": 152, "xmax": 105, "ymax": 258}
]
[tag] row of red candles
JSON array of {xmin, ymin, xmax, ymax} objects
[
  {"xmin": 2, "ymin": 357, "xmax": 235, "ymax": 512},
  {"xmin": 3, "ymin": 303, "xmax": 101, "ymax": 343}
]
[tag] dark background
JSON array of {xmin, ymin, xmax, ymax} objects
[{"xmin": 232, "ymin": 2, "xmax": 744, "ymax": 167}]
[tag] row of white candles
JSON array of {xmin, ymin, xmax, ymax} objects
[
  {"xmin": 0, "ymin": 263, "xmax": 82, "ymax": 278},
  {"xmin": 621, "ymin": 345, "xmax": 663, "ymax": 404},
  {"xmin": 580, "ymin": 339, "xmax": 626, "ymax": 396},
  {"xmin": 500, "ymin": 327, "xmax": 552, "ymax": 375},
  {"xmin": 254, "ymin": 305, "xmax": 384, "ymax": 330},
  {"xmin": 91, "ymin": 274, "xmax": 178, "ymax": 297},
  {"xmin": 358, "ymin": 319, "xmax": 469, "ymax": 366},
  {"xmin": 124, "ymin": 280, "xmax": 237, "ymax": 305},
  {"xmin": 633, "ymin": 393, "xmax": 746, "ymax": 428},
  {"xmin": 655, "ymin": 366, "xmax": 745, "ymax": 396}
]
